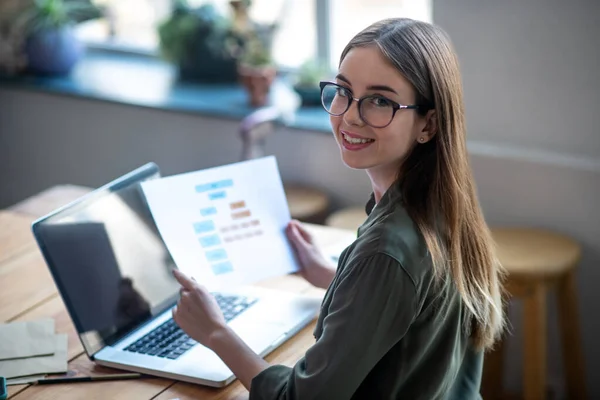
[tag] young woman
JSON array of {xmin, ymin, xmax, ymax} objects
[{"xmin": 172, "ymin": 18, "xmax": 505, "ymax": 399}]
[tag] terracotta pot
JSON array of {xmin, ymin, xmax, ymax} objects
[{"xmin": 238, "ymin": 64, "xmax": 277, "ymax": 107}]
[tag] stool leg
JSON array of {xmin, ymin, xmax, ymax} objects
[
  {"xmin": 557, "ymin": 269, "xmax": 587, "ymax": 399},
  {"xmin": 523, "ymin": 283, "xmax": 547, "ymax": 400},
  {"xmin": 481, "ymin": 337, "xmax": 505, "ymax": 399}
]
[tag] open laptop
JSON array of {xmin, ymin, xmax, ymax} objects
[{"xmin": 31, "ymin": 162, "xmax": 325, "ymax": 387}]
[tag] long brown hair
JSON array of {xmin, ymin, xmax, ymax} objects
[{"xmin": 341, "ymin": 18, "xmax": 505, "ymax": 350}]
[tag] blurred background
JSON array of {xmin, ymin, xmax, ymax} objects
[{"xmin": 0, "ymin": 0, "xmax": 598, "ymax": 399}]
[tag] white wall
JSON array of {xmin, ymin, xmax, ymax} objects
[
  {"xmin": 1, "ymin": 0, "xmax": 599, "ymax": 397},
  {"xmin": 434, "ymin": 0, "xmax": 600, "ymax": 159}
]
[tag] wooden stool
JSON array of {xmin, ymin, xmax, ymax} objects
[
  {"xmin": 482, "ymin": 228, "xmax": 587, "ymax": 400},
  {"xmin": 325, "ymin": 206, "xmax": 367, "ymax": 231},
  {"xmin": 284, "ymin": 184, "xmax": 330, "ymax": 224}
]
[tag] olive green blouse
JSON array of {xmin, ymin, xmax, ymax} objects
[{"xmin": 249, "ymin": 184, "xmax": 484, "ymax": 400}]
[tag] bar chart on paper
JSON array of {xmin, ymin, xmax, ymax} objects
[{"xmin": 141, "ymin": 157, "xmax": 299, "ymax": 289}]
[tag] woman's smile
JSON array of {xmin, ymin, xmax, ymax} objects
[{"xmin": 340, "ymin": 129, "xmax": 375, "ymax": 151}]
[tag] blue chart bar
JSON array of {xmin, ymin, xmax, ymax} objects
[
  {"xmin": 196, "ymin": 179, "xmax": 233, "ymax": 193},
  {"xmin": 205, "ymin": 248, "xmax": 228, "ymax": 263},
  {"xmin": 212, "ymin": 261, "xmax": 234, "ymax": 275},
  {"xmin": 199, "ymin": 234, "xmax": 221, "ymax": 248},
  {"xmin": 208, "ymin": 191, "xmax": 226, "ymax": 200},
  {"xmin": 193, "ymin": 220, "xmax": 215, "ymax": 234},
  {"xmin": 200, "ymin": 207, "xmax": 217, "ymax": 217}
]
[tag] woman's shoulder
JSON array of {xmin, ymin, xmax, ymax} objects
[{"xmin": 348, "ymin": 203, "xmax": 434, "ymax": 289}]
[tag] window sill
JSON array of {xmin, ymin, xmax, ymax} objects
[{"xmin": 0, "ymin": 50, "xmax": 332, "ymax": 134}]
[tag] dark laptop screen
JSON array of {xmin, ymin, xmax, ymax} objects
[{"xmin": 33, "ymin": 165, "xmax": 180, "ymax": 357}]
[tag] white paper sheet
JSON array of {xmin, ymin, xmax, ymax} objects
[{"xmin": 141, "ymin": 156, "xmax": 299, "ymax": 290}]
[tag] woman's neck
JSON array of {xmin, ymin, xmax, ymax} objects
[{"xmin": 366, "ymin": 167, "xmax": 399, "ymax": 203}]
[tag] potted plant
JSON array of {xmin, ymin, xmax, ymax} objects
[
  {"xmin": 293, "ymin": 60, "xmax": 330, "ymax": 106},
  {"xmin": 237, "ymin": 32, "xmax": 277, "ymax": 107},
  {"xmin": 158, "ymin": 1, "xmax": 241, "ymax": 83},
  {"xmin": 13, "ymin": 0, "xmax": 101, "ymax": 76},
  {"xmin": 225, "ymin": 0, "xmax": 280, "ymax": 107}
]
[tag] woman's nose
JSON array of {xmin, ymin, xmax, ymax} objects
[{"xmin": 343, "ymin": 98, "xmax": 364, "ymax": 126}]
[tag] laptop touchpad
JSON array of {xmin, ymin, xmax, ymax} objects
[{"xmin": 229, "ymin": 321, "xmax": 286, "ymax": 354}]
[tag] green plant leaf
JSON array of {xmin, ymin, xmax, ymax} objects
[{"xmin": 11, "ymin": 0, "xmax": 101, "ymax": 34}]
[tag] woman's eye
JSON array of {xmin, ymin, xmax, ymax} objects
[
  {"xmin": 370, "ymin": 96, "xmax": 392, "ymax": 107},
  {"xmin": 336, "ymin": 87, "xmax": 350, "ymax": 97}
]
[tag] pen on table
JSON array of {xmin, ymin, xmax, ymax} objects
[{"xmin": 35, "ymin": 373, "xmax": 142, "ymax": 385}]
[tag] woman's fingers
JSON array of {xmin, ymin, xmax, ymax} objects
[
  {"xmin": 190, "ymin": 284, "xmax": 210, "ymax": 304},
  {"xmin": 174, "ymin": 270, "xmax": 213, "ymax": 306},
  {"xmin": 289, "ymin": 223, "xmax": 311, "ymax": 249},
  {"xmin": 289, "ymin": 220, "xmax": 313, "ymax": 241},
  {"xmin": 178, "ymin": 284, "xmax": 214, "ymax": 318},
  {"xmin": 294, "ymin": 222, "xmax": 314, "ymax": 244},
  {"xmin": 173, "ymin": 268, "xmax": 196, "ymax": 290}
]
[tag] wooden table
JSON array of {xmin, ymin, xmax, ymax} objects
[{"xmin": 1, "ymin": 185, "xmax": 356, "ymax": 400}]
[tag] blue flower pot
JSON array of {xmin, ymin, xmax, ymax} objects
[{"xmin": 25, "ymin": 26, "xmax": 83, "ymax": 76}]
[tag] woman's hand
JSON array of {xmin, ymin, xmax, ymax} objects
[
  {"xmin": 172, "ymin": 270, "xmax": 270, "ymax": 390},
  {"xmin": 172, "ymin": 269, "xmax": 227, "ymax": 349},
  {"xmin": 286, "ymin": 220, "xmax": 336, "ymax": 289}
]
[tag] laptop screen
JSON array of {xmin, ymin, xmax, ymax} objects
[{"xmin": 33, "ymin": 165, "xmax": 180, "ymax": 357}]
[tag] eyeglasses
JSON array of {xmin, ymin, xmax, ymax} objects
[{"xmin": 319, "ymin": 81, "xmax": 422, "ymax": 128}]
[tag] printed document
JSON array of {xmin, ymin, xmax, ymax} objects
[{"xmin": 141, "ymin": 156, "xmax": 299, "ymax": 289}]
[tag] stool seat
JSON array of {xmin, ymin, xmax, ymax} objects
[
  {"xmin": 492, "ymin": 228, "xmax": 581, "ymax": 278},
  {"xmin": 325, "ymin": 206, "xmax": 367, "ymax": 231},
  {"xmin": 284, "ymin": 184, "xmax": 329, "ymax": 223}
]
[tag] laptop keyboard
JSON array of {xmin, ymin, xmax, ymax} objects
[{"xmin": 124, "ymin": 293, "xmax": 258, "ymax": 360}]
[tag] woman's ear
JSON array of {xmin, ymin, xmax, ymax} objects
[{"xmin": 418, "ymin": 110, "xmax": 437, "ymax": 144}]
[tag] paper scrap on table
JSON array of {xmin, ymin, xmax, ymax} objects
[
  {"xmin": 0, "ymin": 334, "xmax": 68, "ymax": 379},
  {"xmin": 0, "ymin": 319, "xmax": 56, "ymax": 360},
  {"xmin": 6, "ymin": 374, "xmax": 46, "ymax": 386},
  {"xmin": 141, "ymin": 156, "xmax": 299, "ymax": 290}
]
